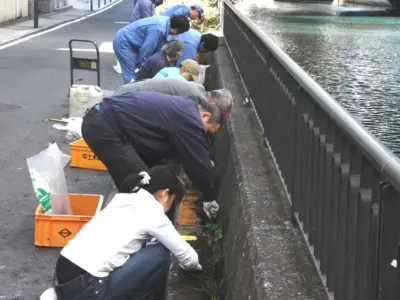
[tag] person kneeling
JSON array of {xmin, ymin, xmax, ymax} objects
[{"xmin": 52, "ymin": 166, "xmax": 201, "ymax": 300}]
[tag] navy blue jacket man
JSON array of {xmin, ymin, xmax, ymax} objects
[
  {"xmin": 135, "ymin": 40, "xmax": 184, "ymax": 81},
  {"xmin": 81, "ymin": 92, "xmax": 224, "ymax": 209}
]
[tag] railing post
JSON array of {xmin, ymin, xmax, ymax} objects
[
  {"xmin": 220, "ymin": 0, "xmax": 224, "ymax": 34},
  {"xmin": 33, "ymin": 0, "xmax": 39, "ymax": 28}
]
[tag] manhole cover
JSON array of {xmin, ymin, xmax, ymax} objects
[{"xmin": 0, "ymin": 102, "xmax": 23, "ymax": 112}]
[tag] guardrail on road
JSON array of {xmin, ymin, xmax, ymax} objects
[{"xmin": 221, "ymin": 1, "xmax": 400, "ymax": 299}]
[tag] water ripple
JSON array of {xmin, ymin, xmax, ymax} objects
[{"xmin": 238, "ymin": 1, "xmax": 400, "ymax": 155}]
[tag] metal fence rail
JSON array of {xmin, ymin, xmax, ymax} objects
[{"xmin": 221, "ymin": 1, "xmax": 400, "ymax": 299}]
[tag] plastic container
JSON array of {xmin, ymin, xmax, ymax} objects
[
  {"xmin": 34, "ymin": 193, "xmax": 104, "ymax": 248},
  {"xmin": 69, "ymin": 84, "xmax": 104, "ymax": 118},
  {"xmin": 70, "ymin": 138, "xmax": 107, "ymax": 171}
]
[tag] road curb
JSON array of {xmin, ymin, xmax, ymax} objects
[{"xmin": 0, "ymin": 0, "xmax": 123, "ymax": 48}]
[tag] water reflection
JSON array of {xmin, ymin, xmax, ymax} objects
[{"xmin": 238, "ymin": 1, "xmax": 400, "ymax": 154}]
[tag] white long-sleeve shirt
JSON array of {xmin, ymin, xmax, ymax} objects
[{"xmin": 61, "ymin": 189, "xmax": 199, "ymax": 277}]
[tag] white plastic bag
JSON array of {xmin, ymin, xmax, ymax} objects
[
  {"xmin": 27, "ymin": 143, "xmax": 72, "ymax": 215},
  {"xmin": 40, "ymin": 288, "xmax": 57, "ymax": 300},
  {"xmin": 199, "ymin": 65, "xmax": 210, "ymax": 85},
  {"xmin": 52, "ymin": 117, "xmax": 83, "ymax": 143}
]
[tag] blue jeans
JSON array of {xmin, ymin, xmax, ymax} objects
[
  {"xmin": 54, "ymin": 243, "xmax": 171, "ymax": 300},
  {"xmin": 113, "ymin": 35, "xmax": 139, "ymax": 84}
]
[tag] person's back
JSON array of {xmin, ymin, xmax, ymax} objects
[
  {"xmin": 135, "ymin": 39, "xmax": 183, "ymax": 81},
  {"xmin": 118, "ymin": 16, "xmax": 170, "ymax": 48},
  {"xmin": 161, "ymin": 4, "xmax": 190, "ymax": 18},
  {"xmin": 61, "ymin": 189, "xmax": 172, "ymax": 277},
  {"xmin": 153, "ymin": 67, "xmax": 186, "ymax": 81},
  {"xmin": 168, "ymin": 29, "xmax": 201, "ymax": 65},
  {"xmin": 100, "ymin": 92, "xmax": 204, "ymax": 161},
  {"xmin": 131, "ymin": 0, "xmax": 158, "ymax": 22},
  {"xmin": 135, "ymin": 51, "xmax": 170, "ymax": 80},
  {"xmin": 114, "ymin": 78, "xmax": 207, "ymax": 104}
]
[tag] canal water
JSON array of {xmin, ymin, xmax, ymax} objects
[{"xmin": 237, "ymin": 1, "xmax": 400, "ymax": 155}]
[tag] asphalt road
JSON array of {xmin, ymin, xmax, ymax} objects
[{"xmin": 0, "ymin": 1, "xmax": 131, "ymax": 298}]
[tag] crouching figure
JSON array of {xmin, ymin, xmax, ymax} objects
[{"xmin": 50, "ymin": 165, "xmax": 201, "ymax": 300}]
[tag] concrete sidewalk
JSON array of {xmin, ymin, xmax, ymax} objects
[{"xmin": 0, "ymin": 0, "xmax": 120, "ymax": 46}]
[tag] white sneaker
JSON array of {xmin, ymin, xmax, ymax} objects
[
  {"xmin": 113, "ymin": 61, "xmax": 122, "ymax": 74},
  {"xmin": 40, "ymin": 287, "xmax": 57, "ymax": 300}
]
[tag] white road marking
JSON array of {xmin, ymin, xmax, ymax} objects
[
  {"xmin": 55, "ymin": 48, "xmax": 96, "ymax": 52},
  {"xmin": 0, "ymin": 0, "xmax": 123, "ymax": 51},
  {"xmin": 99, "ymin": 41, "xmax": 114, "ymax": 53},
  {"xmin": 55, "ymin": 41, "xmax": 114, "ymax": 53},
  {"xmin": 114, "ymin": 21, "xmax": 129, "ymax": 24}
]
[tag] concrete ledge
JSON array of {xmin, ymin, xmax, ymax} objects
[{"xmin": 210, "ymin": 41, "xmax": 328, "ymax": 299}]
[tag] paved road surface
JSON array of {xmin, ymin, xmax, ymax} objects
[{"xmin": 0, "ymin": 1, "xmax": 130, "ymax": 298}]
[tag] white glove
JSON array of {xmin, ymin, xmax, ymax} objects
[
  {"xmin": 203, "ymin": 200, "xmax": 219, "ymax": 219},
  {"xmin": 179, "ymin": 263, "xmax": 202, "ymax": 272},
  {"xmin": 210, "ymin": 159, "xmax": 215, "ymax": 168}
]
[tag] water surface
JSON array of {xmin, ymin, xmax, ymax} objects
[{"xmin": 238, "ymin": 1, "xmax": 400, "ymax": 154}]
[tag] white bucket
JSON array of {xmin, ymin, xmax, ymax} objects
[{"xmin": 69, "ymin": 84, "xmax": 104, "ymax": 118}]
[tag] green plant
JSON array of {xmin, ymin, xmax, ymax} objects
[{"xmin": 198, "ymin": 221, "xmax": 227, "ymax": 300}]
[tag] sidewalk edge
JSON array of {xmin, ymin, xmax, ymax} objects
[{"xmin": 0, "ymin": 0, "xmax": 123, "ymax": 48}]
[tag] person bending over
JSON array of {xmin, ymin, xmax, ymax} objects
[
  {"xmin": 161, "ymin": 4, "xmax": 203, "ymax": 20},
  {"xmin": 81, "ymin": 91, "xmax": 222, "ymax": 219},
  {"xmin": 168, "ymin": 29, "xmax": 219, "ymax": 66},
  {"xmin": 153, "ymin": 59, "xmax": 200, "ymax": 82},
  {"xmin": 135, "ymin": 40, "xmax": 184, "ymax": 81},
  {"xmin": 113, "ymin": 15, "xmax": 189, "ymax": 84}
]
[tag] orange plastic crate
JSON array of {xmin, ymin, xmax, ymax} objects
[
  {"xmin": 70, "ymin": 138, "xmax": 107, "ymax": 171},
  {"xmin": 34, "ymin": 193, "xmax": 104, "ymax": 248}
]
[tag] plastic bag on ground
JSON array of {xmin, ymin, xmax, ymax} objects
[
  {"xmin": 52, "ymin": 117, "xmax": 83, "ymax": 143},
  {"xmin": 27, "ymin": 143, "xmax": 72, "ymax": 215},
  {"xmin": 199, "ymin": 65, "xmax": 210, "ymax": 85},
  {"xmin": 40, "ymin": 288, "xmax": 57, "ymax": 300}
]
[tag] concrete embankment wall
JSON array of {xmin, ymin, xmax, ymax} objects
[{"xmin": 207, "ymin": 38, "xmax": 328, "ymax": 300}]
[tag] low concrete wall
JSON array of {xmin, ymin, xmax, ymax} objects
[
  {"xmin": 0, "ymin": 0, "xmax": 29, "ymax": 24},
  {"xmin": 209, "ymin": 40, "xmax": 328, "ymax": 299}
]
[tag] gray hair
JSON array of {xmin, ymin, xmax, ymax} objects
[
  {"xmin": 161, "ymin": 40, "xmax": 184, "ymax": 58},
  {"xmin": 198, "ymin": 101, "xmax": 224, "ymax": 124},
  {"xmin": 208, "ymin": 89, "xmax": 233, "ymax": 117}
]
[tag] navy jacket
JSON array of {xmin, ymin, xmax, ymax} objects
[
  {"xmin": 99, "ymin": 92, "xmax": 216, "ymax": 201},
  {"xmin": 136, "ymin": 50, "xmax": 169, "ymax": 80},
  {"xmin": 131, "ymin": 0, "xmax": 163, "ymax": 23}
]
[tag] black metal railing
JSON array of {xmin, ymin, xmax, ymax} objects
[{"xmin": 221, "ymin": 1, "xmax": 400, "ymax": 299}]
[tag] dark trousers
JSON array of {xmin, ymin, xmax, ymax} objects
[
  {"xmin": 54, "ymin": 243, "xmax": 170, "ymax": 300},
  {"xmin": 81, "ymin": 107, "xmax": 149, "ymax": 191}
]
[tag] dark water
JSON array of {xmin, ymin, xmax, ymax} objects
[{"xmin": 238, "ymin": 1, "xmax": 400, "ymax": 154}]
